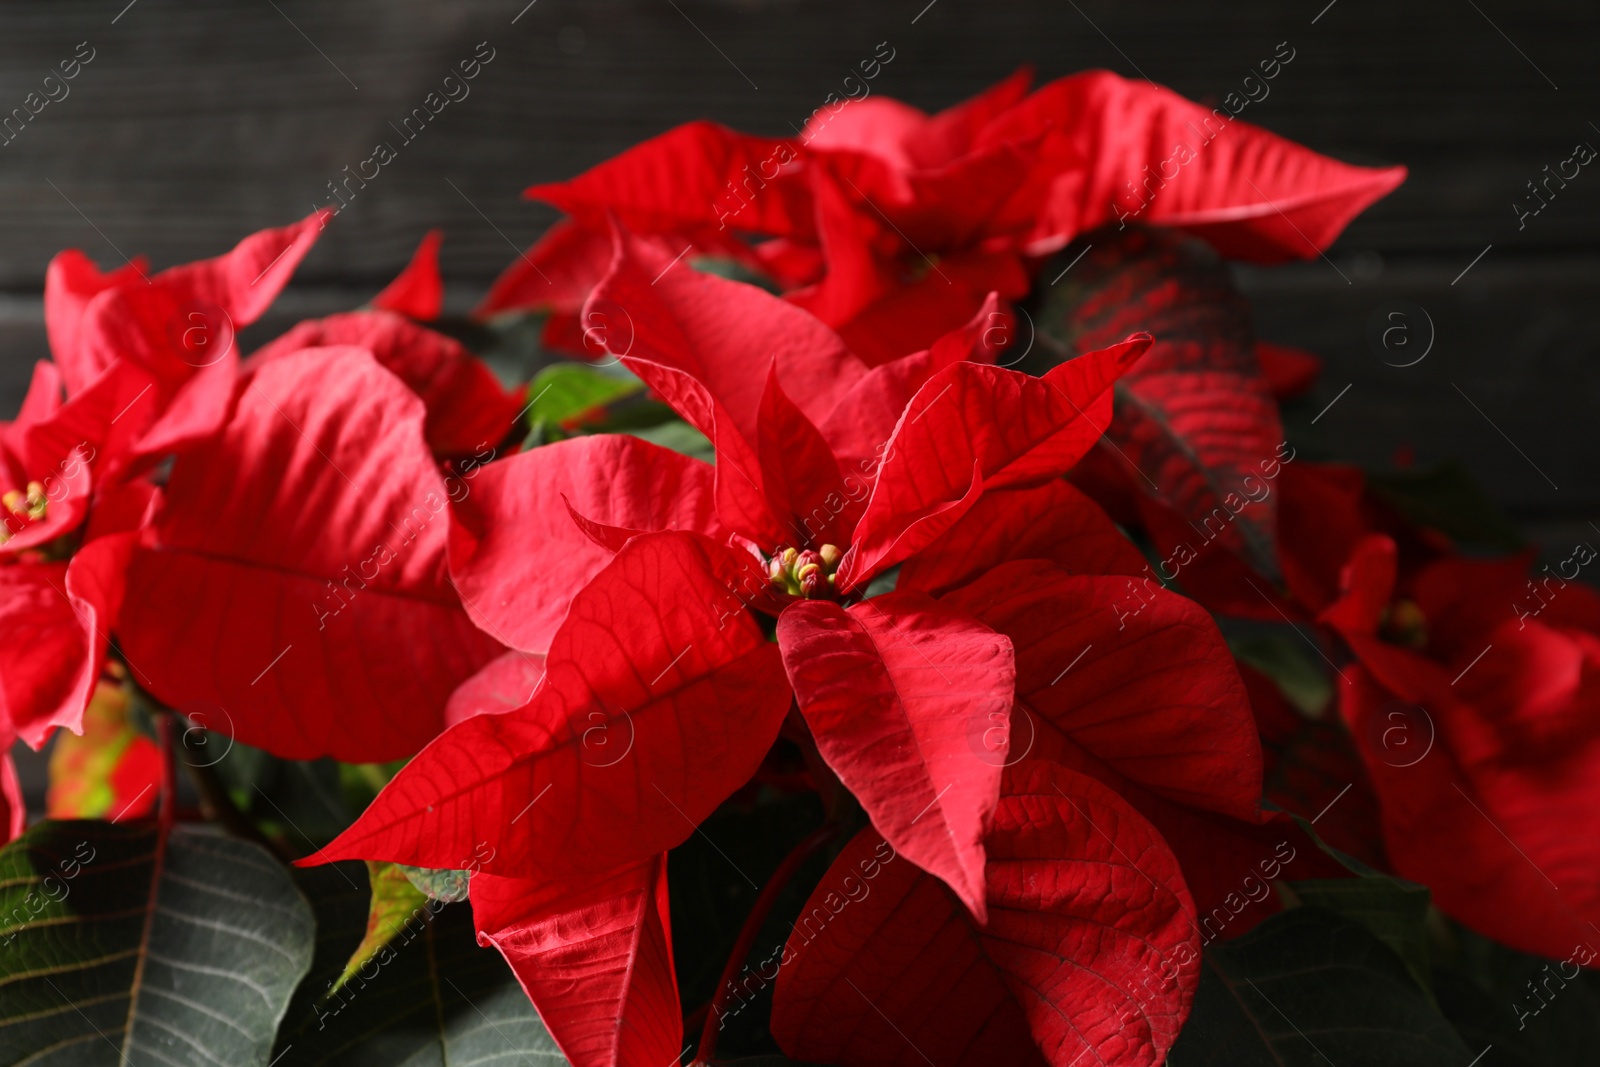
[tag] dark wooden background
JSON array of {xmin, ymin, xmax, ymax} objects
[{"xmin": 2, "ymin": 0, "xmax": 1595, "ymax": 530}]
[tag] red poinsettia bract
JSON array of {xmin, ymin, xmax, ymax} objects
[{"xmin": 310, "ymin": 223, "xmax": 1302, "ymax": 1067}]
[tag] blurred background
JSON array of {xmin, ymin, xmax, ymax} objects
[{"xmin": 4, "ymin": 0, "xmax": 1597, "ymax": 788}]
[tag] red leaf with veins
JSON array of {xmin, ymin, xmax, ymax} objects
[
  {"xmin": 944, "ymin": 560, "xmax": 1263, "ymax": 821},
  {"xmin": 593, "ymin": 225, "xmax": 869, "ymax": 444},
  {"xmin": 1044, "ymin": 227, "xmax": 1283, "ymax": 578},
  {"xmin": 448, "ymin": 434, "xmax": 726, "ymax": 654},
  {"xmin": 315, "ymin": 532, "xmax": 791, "ymax": 879},
  {"xmin": 977, "ymin": 70, "xmax": 1406, "ymax": 260},
  {"xmin": 588, "ymin": 226, "xmax": 869, "ymax": 543},
  {"xmin": 120, "ymin": 346, "xmax": 501, "ymax": 762},
  {"xmin": 836, "ymin": 335, "xmax": 1149, "ymax": 592},
  {"xmin": 473, "ymin": 856, "xmax": 680, "ymax": 1067},
  {"xmin": 757, "ymin": 364, "xmax": 857, "ymax": 548},
  {"xmin": 771, "ymin": 761, "xmax": 1199, "ymax": 1067},
  {"xmin": 897, "ymin": 478, "xmax": 1145, "ymax": 597},
  {"xmin": 777, "ymin": 592, "xmax": 1013, "ymax": 920},
  {"xmin": 527, "ymin": 120, "xmax": 813, "ymax": 239},
  {"xmin": 370, "ymin": 229, "xmax": 444, "ymax": 320},
  {"xmin": 250, "ymin": 310, "xmax": 518, "ymax": 459}
]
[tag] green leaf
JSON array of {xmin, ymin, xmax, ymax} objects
[
  {"xmin": 272, "ymin": 862, "xmax": 566, "ymax": 1065},
  {"xmin": 1367, "ymin": 460, "xmax": 1525, "ymax": 551},
  {"xmin": 627, "ymin": 418, "xmax": 715, "ymax": 462},
  {"xmin": 1434, "ymin": 927, "xmax": 1600, "ymax": 1067},
  {"xmin": 397, "ymin": 864, "xmax": 472, "ymax": 903},
  {"xmin": 1287, "ymin": 876, "xmax": 1434, "ymax": 994},
  {"xmin": 525, "ymin": 363, "xmax": 644, "ymax": 432},
  {"xmin": 0, "ymin": 819, "xmax": 314, "ymax": 1066},
  {"xmin": 1171, "ymin": 906, "xmax": 1472, "ymax": 1065},
  {"xmin": 1230, "ymin": 632, "xmax": 1333, "ymax": 716},
  {"xmin": 330, "ymin": 862, "xmax": 431, "ymax": 995}
]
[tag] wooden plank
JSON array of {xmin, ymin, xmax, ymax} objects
[{"xmin": 0, "ymin": 0, "xmax": 1596, "ymax": 290}]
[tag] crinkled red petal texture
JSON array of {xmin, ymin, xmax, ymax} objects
[
  {"xmin": 1339, "ymin": 660, "xmax": 1600, "ymax": 960},
  {"xmin": 527, "ymin": 120, "xmax": 813, "ymax": 240},
  {"xmin": 777, "ymin": 592, "xmax": 1014, "ymax": 920},
  {"xmin": 836, "ymin": 335, "xmax": 1150, "ymax": 592},
  {"xmin": 250, "ymin": 310, "xmax": 519, "ymax": 459},
  {"xmin": 976, "ymin": 70, "xmax": 1406, "ymax": 260},
  {"xmin": 370, "ymin": 229, "xmax": 444, "ymax": 321},
  {"xmin": 445, "ymin": 650, "xmax": 548, "ymax": 728},
  {"xmin": 944, "ymin": 560, "xmax": 1263, "ymax": 822},
  {"xmin": 771, "ymin": 761, "xmax": 1199, "ymax": 1067},
  {"xmin": 314, "ymin": 532, "xmax": 791, "ymax": 879},
  {"xmin": 119, "ymin": 346, "xmax": 501, "ymax": 762},
  {"xmin": 448, "ymin": 434, "xmax": 726, "ymax": 654},
  {"xmin": 473, "ymin": 856, "xmax": 680, "ymax": 1067},
  {"xmin": 897, "ymin": 478, "xmax": 1145, "ymax": 598}
]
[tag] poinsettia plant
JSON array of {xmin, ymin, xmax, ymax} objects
[{"xmin": 2, "ymin": 67, "xmax": 1593, "ymax": 1067}]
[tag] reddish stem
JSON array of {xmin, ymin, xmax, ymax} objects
[
  {"xmin": 156, "ymin": 712, "xmax": 177, "ymax": 834},
  {"xmin": 694, "ymin": 822, "xmax": 840, "ymax": 1064}
]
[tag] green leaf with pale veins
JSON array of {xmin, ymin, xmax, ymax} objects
[
  {"xmin": 273, "ymin": 862, "xmax": 567, "ymax": 1065},
  {"xmin": 0, "ymin": 818, "xmax": 314, "ymax": 1066},
  {"xmin": 1288, "ymin": 876, "xmax": 1435, "ymax": 994},
  {"xmin": 1171, "ymin": 906, "xmax": 1471, "ymax": 1066}
]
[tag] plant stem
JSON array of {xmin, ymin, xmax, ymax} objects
[{"xmin": 694, "ymin": 822, "xmax": 840, "ymax": 1064}]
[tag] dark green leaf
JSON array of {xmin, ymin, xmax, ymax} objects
[
  {"xmin": 1231, "ymin": 632, "xmax": 1332, "ymax": 716},
  {"xmin": 1171, "ymin": 906, "xmax": 1472, "ymax": 1065},
  {"xmin": 0, "ymin": 819, "xmax": 314, "ymax": 1066},
  {"xmin": 1367, "ymin": 461, "xmax": 1524, "ymax": 551},
  {"xmin": 1434, "ymin": 927, "xmax": 1600, "ymax": 1067},
  {"xmin": 1287, "ymin": 877, "xmax": 1433, "ymax": 993},
  {"xmin": 272, "ymin": 862, "xmax": 565, "ymax": 1065}
]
